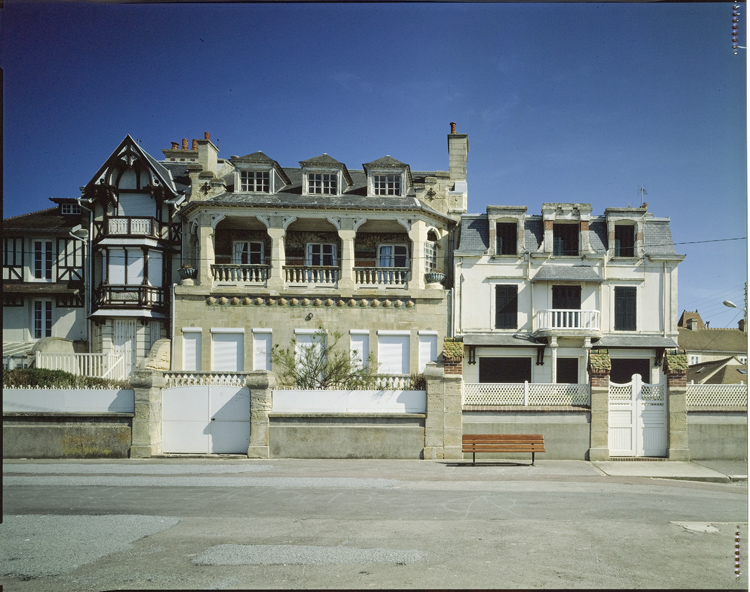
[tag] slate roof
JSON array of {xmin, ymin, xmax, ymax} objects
[
  {"xmin": 531, "ymin": 265, "xmax": 603, "ymax": 283},
  {"xmin": 678, "ymin": 327, "xmax": 748, "ymax": 354},
  {"xmin": 595, "ymin": 335, "xmax": 679, "ymax": 348},
  {"xmin": 462, "ymin": 334, "xmax": 542, "ymax": 347},
  {"xmin": 455, "ymin": 213, "xmax": 679, "ymax": 256},
  {"xmin": 678, "ymin": 310, "xmax": 707, "ymax": 330},
  {"xmin": 3, "ymin": 203, "xmax": 82, "ymax": 235},
  {"xmin": 687, "ymin": 356, "xmax": 748, "ymax": 385}
]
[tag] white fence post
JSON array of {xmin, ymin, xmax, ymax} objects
[{"xmin": 524, "ymin": 381, "xmax": 529, "ymax": 406}]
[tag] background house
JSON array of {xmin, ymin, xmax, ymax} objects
[
  {"xmin": 678, "ymin": 309, "xmax": 747, "ymax": 366},
  {"xmin": 2, "ymin": 198, "xmax": 87, "ymax": 367}
]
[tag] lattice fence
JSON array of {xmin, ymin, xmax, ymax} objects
[
  {"xmin": 164, "ymin": 372, "xmax": 248, "ymax": 388},
  {"xmin": 464, "ymin": 382, "xmax": 590, "ymax": 406},
  {"xmin": 687, "ymin": 383, "xmax": 748, "ymax": 409}
]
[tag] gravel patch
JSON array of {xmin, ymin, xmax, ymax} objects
[
  {"xmin": 5, "ymin": 476, "xmax": 400, "ymax": 489},
  {"xmin": 3, "ymin": 463, "xmax": 273, "ymax": 475},
  {"xmin": 0, "ymin": 515, "xmax": 179, "ymax": 577},
  {"xmin": 193, "ymin": 544, "xmax": 424, "ymax": 566}
]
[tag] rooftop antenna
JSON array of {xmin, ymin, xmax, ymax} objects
[
  {"xmin": 733, "ymin": 4, "xmax": 746, "ymax": 55},
  {"xmin": 638, "ymin": 185, "xmax": 647, "ymax": 207}
]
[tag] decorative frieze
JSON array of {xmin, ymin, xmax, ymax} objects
[{"xmin": 205, "ymin": 295, "xmax": 416, "ymax": 308}]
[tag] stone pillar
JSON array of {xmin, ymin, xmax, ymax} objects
[
  {"xmin": 266, "ymin": 227, "xmax": 286, "ymax": 292},
  {"xmin": 424, "ymin": 340, "xmax": 464, "ymax": 460},
  {"xmin": 664, "ymin": 350, "xmax": 690, "ymax": 461},
  {"xmin": 129, "ymin": 368, "xmax": 166, "ymax": 458},
  {"xmin": 588, "ymin": 349, "xmax": 611, "ymax": 461},
  {"xmin": 247, "ymin": 371, "xmax": 276, "ymax": 459},
  {"xmin": 337, "ymin": 228, "xmax": 356, "ymax": 294},
  {"xmin": 408, "ymin": 220, "xmax": 427, "ymax": 291}
]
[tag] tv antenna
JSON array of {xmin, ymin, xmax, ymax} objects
[{"xmin": 638, "ymin": 185, "xmax": 647, "ymax": 207}]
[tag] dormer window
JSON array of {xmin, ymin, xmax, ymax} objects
[
  {"xmin": 614, "ymin": 224, "xmax": 636, "ymax": 257},
  {"xmin": 307, "ymin": 173, "xmax": 338, "ymax": 195},
  {"xmin": 60, "ymin": 203, "xmax": 81, "ymax": 215},
  {"xmin": 553, "ymin": 224, "xmax": 579, "ymax": 256},
  {"xmin": 373, "ymin": 174, "xmax": 401, "ymax": 196},
  {"xmin": 240, "ymin": 171, "xmax": 270, "ymax": 192},
  {"xmin": 496, "ymin": 222, "xmax": 517, "ymax": 255}
]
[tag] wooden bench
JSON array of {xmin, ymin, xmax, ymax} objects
[{"xmin": 462, "ymin": 434, "xmax": 546, "ymax": 466}]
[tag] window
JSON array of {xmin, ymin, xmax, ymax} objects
[
  {"xmin": 556, "ymin": 358, "xmax": 579, "ymax": 383},
  {"xmin": 373, "ymin": 174, "xmax": 401, "ymax": 196},
  {"xmin": 425, "ymin": 241, "xmax": 438, "ymax": 272},
  {"xmin": 307, "ymin": 173, "xmax": 338, "ymax": 195},
  {"xmin": 34, "ymin": 301, "xmax": 52, "ymax": 338},
  {"xmin": 253, "ymin": 329, "xmax": 272, "ymax": 371},
  {"xmin": 377, "ymin": 331, "xmax": 410, "ymax": 375},
  {"xmin": 552, "ymin": 285, "xmax": 581, "ymax": 310},
  {"xmin": 495, "ymin": 285, "xmax": 518, "ymax": 329},
  {"xmin": 479, "ymin": 357, "xmax": 532, "ymax": 383},
  {"xmin": 614, "ymin": 225, "xmax": 635, "ymax": 257},
  {"xmin": 378, "ymin": 245, "xmax": 408, "ymax": 268},
  {"xmin": 418, "ymin": 332, "xmax": 438, "ymax": 372},
  {"xmin": 107, "ymin": 248, "xmax": 146, "ymax": 285},
  {"xmin": 4, "ymin": 238, "xmax": 23, "ymax": 278},
  {"xmin": 614, "ymin": 287, "xmax": 637, "ymax": 331},
  {"xmin": 60, "ymin": 203, "xmax": 81, "ymax": 215},
  {"xmin": 240, "ymin": 171, "xmax": 270, "ymax": 192},
  {"xmin": 306, "ymin": 243, "xmax": 337, "ymax": 266},
  {"xmin": 553, "ymin": 224, "xmax": 579, "ymax": 256},
  {"xmin": 689, "ymin": 355, "xmax": 700, "ymax": 365},
  {"xmin": 182, "ymin": 329, "xmax": 202, "ymax": 371},
  {"xmin": 496, "ymin": 222, "xmax": 517, "ymax": 255},
  {"xmin": 211, "ymin": 329, "xmax": 244, "ymax": 372},
  {"xmin": 350, "ymin": 330, "xmax": 370, "ymax": 370},
  {"xmin": 233, "ymin": 241, "xmax": 264, "ymax": 265},
  {"xmin": 34, "ymin": 240, "xmax": 53, "ymax": 280}
]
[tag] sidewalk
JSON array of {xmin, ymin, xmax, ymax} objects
[{"xmin": 590, "ymin": 459, "xmax": 748, "ymax": 483}]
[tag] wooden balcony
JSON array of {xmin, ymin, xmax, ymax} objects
[{"xmin": 94, "ymin": 284, "xmax": 166, "ymax": 309}]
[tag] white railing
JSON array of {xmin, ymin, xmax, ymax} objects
[
  {"xmin": 687, "ymin": 383, "xmax": 748, "ymax": 408},
  {"xmin": 212, "ymin": 264, "xmax": 269, "ymax": 284},
  {"xmin": 536, "ymin": 309, "xmax": 600, "ymax": 331},
  {"xmin": 35, "ymin": 352, "xmax": 127, "ymax": 381},
  {"xmin": 464, "ymin": 382, "xmax": 590, "ymax": 407},
  {"xmin": 164, "ymin": 372, "xmax": 248, "ymax": 387},
  {"xmin": 284, "ymin": 266, "xmax": 339, "ymax": 285},
  {"xmin": 108, "ymin": 217, "xmax": 153, "ymax": 236},
  {"xmin": 275, "ymin": 375, "xmax": 417, "ymax": 391},
  {"xmin": 355, "ymin": 267, "xmax": 409, "ymax": 287}
]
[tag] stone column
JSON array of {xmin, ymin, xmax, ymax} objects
[
  {"xmin": 664, "ymin": 350, "xmax": 690, "ymax": 461},
  {"xmin": 129, "ymin": 368, "xmax": 166, "ymax": 458},
  {"xmin": 588, "ymin": 349, "xmax": 611, "ymax": 461},
  {"xmin": 423, "ymin": 340, "xmax": 464, "ymax": 460},
  {"xmin": 337, "ymin": 228, "xmax": 356, "ymax": 295},
  {"xmin": 247, "ymin": 371, "xmax": 276, "ymax": 459},
  {"xmin": 408, "ymin": 220, "xmax": 427, "ymax": 291}
]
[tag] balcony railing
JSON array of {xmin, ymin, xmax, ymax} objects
[
  {"xmin": 536, "ymin": 309, "xmax": 600, "ymax": 332},
  {"xmin": 107, "ymin": 217, "xmax": 157, "ymax": 237},
  {"xmin": 212, "ymin": 264, "xmax": 269, "ymax": 284},
  {"xmin": 284, "ymin": 266, "xmax": 339, "ymax": 286},
  {"xmin": 354, "ymin": 267, "xmax": 409, "ymax": 287},
  {"xmin": 95, "ymin": 284, "xmax": 165, "ymax": 308}
]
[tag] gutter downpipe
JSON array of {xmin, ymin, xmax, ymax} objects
[
  {"xmin": 170, "ymin": 282, "xmax": 176, "ymax": 372},
  {"xmin": 76, "ymin": 197, "xmax": 95, "ymax": 353}
]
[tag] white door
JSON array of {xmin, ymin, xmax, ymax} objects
[
  {"xmin": 609, "ymin": 374, "xmax": 667, "ymax": 457},
  {"xmin": 113, "ymin": 319, "xmax": 137, "ymax": 377},
  {"xmin": 162, "ymin": 385, "xmax": 250, "ymax": 454}
]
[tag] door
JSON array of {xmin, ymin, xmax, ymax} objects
[
  {"xmin": 113, "ymin": 319, "xmax": 137, "ymax": 377},
  {"xmin": 552, "ymin": 285, "xmax": 581, "ymax": 327},
  {"xmin": 162, "ymin": 385, "xmax": 250, "ymax": 454},
  {"xmin": 609, "ymin": 374, "xmax": 667, "ymax": 457}
]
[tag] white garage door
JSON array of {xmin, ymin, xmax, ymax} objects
[{"xmin": 162, "ymin": 385, "xmax": 250, "ymax": 454}]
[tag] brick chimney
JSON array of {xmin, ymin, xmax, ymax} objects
[
  {"xmin": 447, "ymin": 122, "xmax": 468, "ymax": 181},
  {"xmin": 182, "ymin": 138, "xmax": 188, "ymax": 150}
]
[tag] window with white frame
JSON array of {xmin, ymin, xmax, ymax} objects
[
  {"xmin": 689, "ymin": 355, "xmax": 700, "ymax": 365},
  {"xmin": 378, "ymin": 244, "xmax": 408, "ymax": 268},
  {"xmin": 377, "ymin": 331, "xmax": 410, "ymax": 375},
  {"xmin": 350, "ymin": 330, "xmax": 370, "ymax": 370},
  {"xmin": 240, "ymin": 170, "xmax": 270, "ymax": 192},
  {"xmin": 418, "ymin": 331, "xmax": 438, "ymax": 372},
  {"xmin": 34, "ymin": 300, "xmax": 52, "ymax": 338},
  {"xmin": 373, "ymin": 174, "xmax": 401, "ymax": 196},
  {"xmin": 424, "ymin": 241, "xmax": 437, "ymax": 272},
  {"xmin": 60, "ymin": 203, "xmax": 81, "ymax": 215},
  {"xmin": 306, "ymin": 243, "xmax": 337, "ymax": 266},
  {"xmin": 182, "ymin": 328, "xmax": 202, "ymax": 371},
  {"xmin": 253, "ymin": 329, "xmax": 273, "ymax": 371},
  {"xmin": 233, "ymin": 241, "xmax": 264, "ymax": 265},
  {"xmin": 211, "ymin": 329, "xmax": 244, "ymax": 372},
  {"xmin": 34, "ymin": 240, "xmax": 53, "ymax": 280},
  {"xmin": 307, "ymin": 173, "xmax": 338, "ymax": 195}
]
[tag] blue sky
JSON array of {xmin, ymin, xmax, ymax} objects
[{"xmin": 1, "ymin": 2, "xmax": 747, "ymax": 328}]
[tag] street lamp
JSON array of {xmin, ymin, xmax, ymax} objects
[{"xmin": 723, "ymin": 300, "xmax": 745, "ymax": 311}]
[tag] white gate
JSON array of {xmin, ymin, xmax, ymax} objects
[
  {"xmin": 113, "ymin": 319, "xmax": 137, "ymax": 377},
  {"xmin": 609, "ymin": 374, "xmax": 667, "ymax": 457},
  {"xmin": 162, "ymin": 385, "xmax": 250, "ymax": 454}
]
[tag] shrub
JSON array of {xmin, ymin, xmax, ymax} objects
[{"xmin": 3, "ymin": 368, "xmax": 131, "ymax": 390}]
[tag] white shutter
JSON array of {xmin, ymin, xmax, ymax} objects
[
  {"xmin": 183, "ymin": 330, "xmax": 201, "ymax": 371},
  {"xmin": 109, "ymin": 249, "xmax": 126, "ymax": 284},
  {"xmin": 119, "ymin": 193, "xmax": 155, "ymax": 217},
  {"xmin": 350, "ymin": 331, "xmax": 369, "ymax": 369},
  {"xmin": 126, "ymin": 248, "xmax": 144, "ymax": 285},
  {"xmin": 377, "ymin": 332, "xmax": 410, "ymax": 375},
  {"xmin": 212, "ymin": 330, "xmax": 244, "ymax": 372},
  {"xmin": 253, "ymin": 330, "xmax": 272, "ymax": 371},
  {"xmin": 418, "ymin": 332, "xmax": 438, "ymax": 372},
  {"xmin": 147, "ymin": 251, "xmax": 163, "ymax": 287}
]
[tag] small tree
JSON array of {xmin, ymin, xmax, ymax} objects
[{"xmin": 271, "ymin": 328, "xmax": 377, "ymax": 389}]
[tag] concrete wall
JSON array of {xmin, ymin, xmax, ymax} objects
[
  {"xmin": 3, "ymin": 413, "xmax": 133, "ymax": 458},
  {"xmin": 463, "ymin": 410, "xmax": 592, "ymax": 460},
  {"xmin": 269, "ymin": 413, "xmax": 426, "ymax": 459},
  {"xmin": 687, "ymin": 412, "xmax": 748, "ymax": 460}
]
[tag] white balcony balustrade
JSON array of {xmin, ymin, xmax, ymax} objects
[
  {"xmin": 536, "ymin": 309, "xmax": 600, "ymax": 333},
  {"xmin": 354, "ymin": 267, "xmax": 409, "ymax": 287},
  {"xmin": 107, "ymin": 217, "xmax": 154, "ymax": 237},
  {"xmin": 212, "ymin": 264, "xmax": 269, "ymax": 285},
  {"xmin": 284, "ymin": 266, "xmax": 339, "ymax": 286}
]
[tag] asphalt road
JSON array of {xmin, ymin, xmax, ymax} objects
[{"xmin": 1, "ymin": 458, "xmax": 747, "ymax": 590}]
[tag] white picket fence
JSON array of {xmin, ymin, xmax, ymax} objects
[
  {"xmin": 464, "ymin": 382, "xmax": 591, "ymax": 407},
  {"xmin": 687, "ymin": 383, "xmax": 747, "ymax": 409},
  {"xmin": 35, "ymin": 352, "xmax": 127, "ymax": 381}
]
